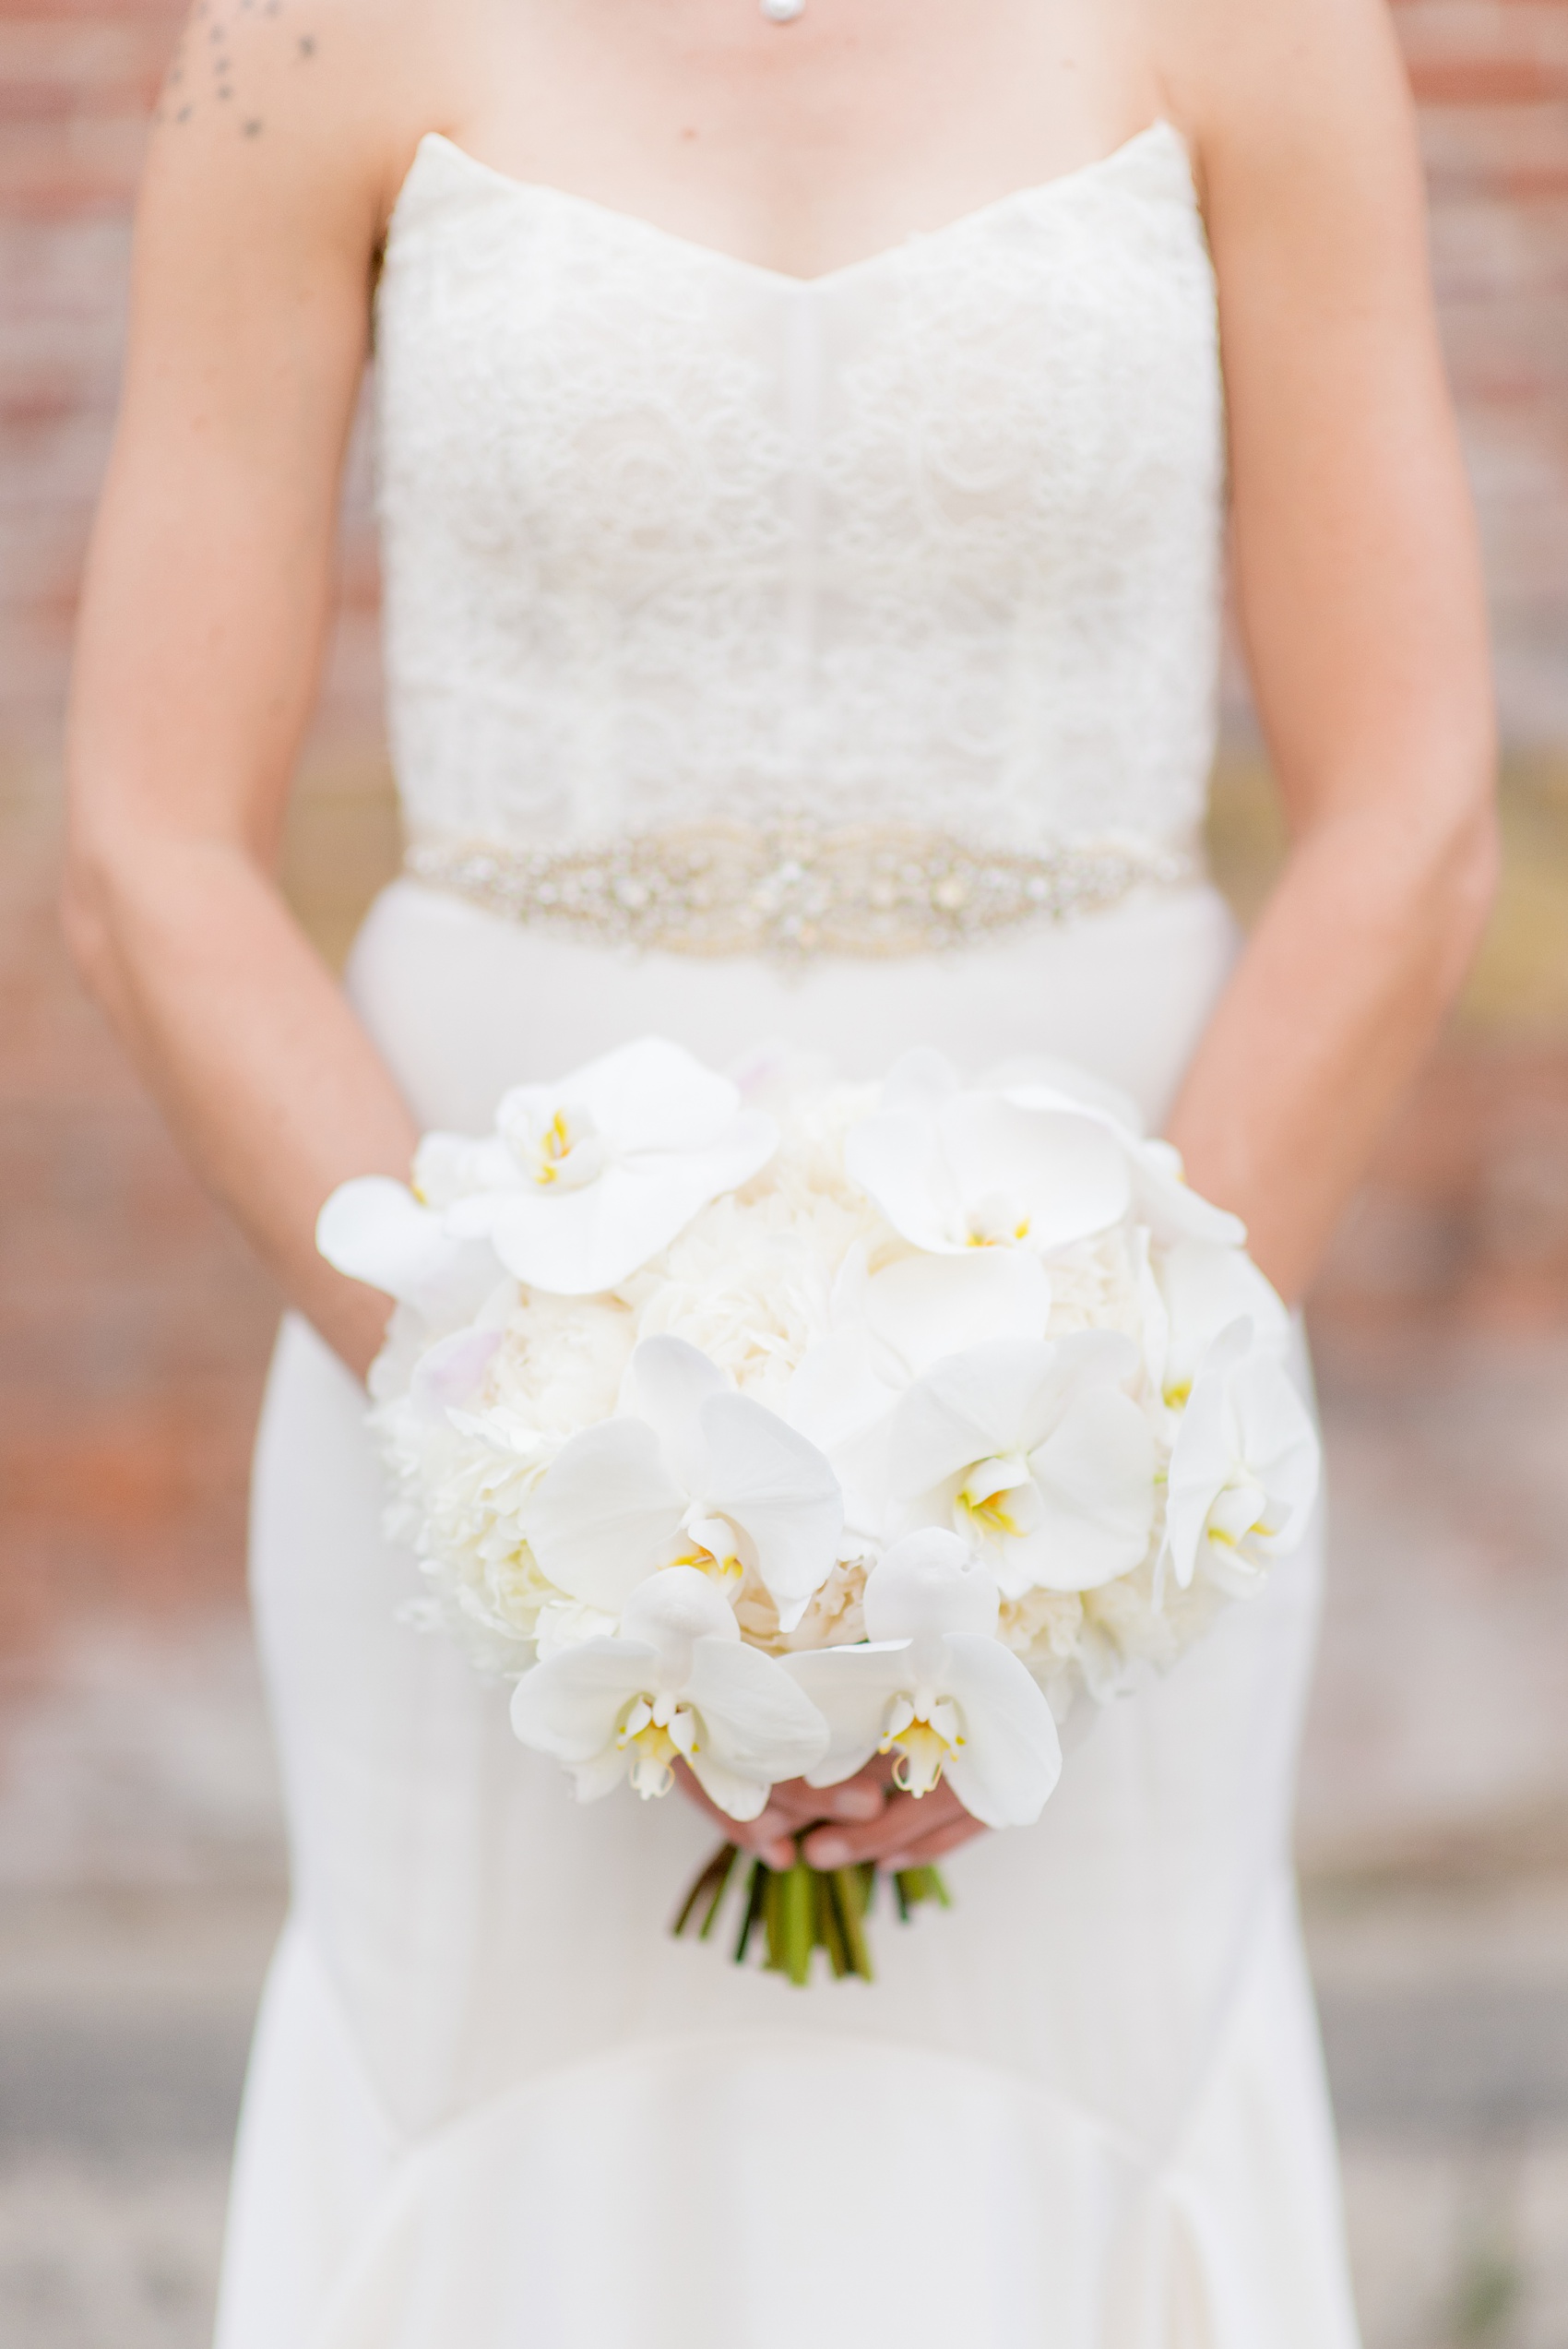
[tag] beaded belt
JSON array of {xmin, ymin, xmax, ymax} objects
[{"xmin": 404, "ymin": 821, "xmax": 1197, "ymax": 961}]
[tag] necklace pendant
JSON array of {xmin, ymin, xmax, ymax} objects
[{"xmin": 760, "ymin": 0, "xmax": 804, "ymax": 20}]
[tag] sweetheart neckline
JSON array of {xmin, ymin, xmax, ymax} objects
[{"xmin": 399, "ymin": 118, "xmax": 1192, "ymax": 292}]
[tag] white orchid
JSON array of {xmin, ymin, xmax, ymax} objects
[
  {"xmin": 885, "ymin": 1334, "xmax": 1156, "ymax": 1596},
  {"xmin": 788, "ymin": 1245, "xmax": 1051, "ymax": 1533},
  {"xmin": 315, "ymin": 1176, "xmax": 505, "ymax": 1329},
  {"xmin": 992, "ymin": 1057, "xmax": 1244, "ymax": 1249},
  {"xmin": 438, "ymin": 1038, "xmax": 778, "ymax": 1294},
  {"xmin": 845, "ymin": 1049, "xmax": 1131, "ymax": 1258},
  {"xmin": 522, "ymin": 1336, "xmax": 843, "ymax": 1632},
  {"xmin": 321, "ymin": 1041, "xmax": 778, "ymax": 1312},
  {"xmin": 784, "ymin": 1531, "xmax": 1062, "ymax": 1827},
  {"xmin": 1147, "ymin": 1237, "xmax": 1290, "ymax": 1408},
  {"xmin": 1165, "ymin": 1320, "xmax": 1319, "ymax": 1593},
  {"xmin": 509, "ymin": 1567, "xmax": 827, "ymax": 1818}
]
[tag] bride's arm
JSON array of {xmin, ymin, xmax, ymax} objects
[
  {"xmin": 64, "ymin": 6, "xmax": 430, "ymax": 1377},
  {"xmin": 1155, "ymin": 0, "xmax": 1498, "ymax": 1300}
]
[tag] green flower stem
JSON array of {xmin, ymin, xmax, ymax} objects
[{"xmin": 673, "ymin": 1838, "xmax": 951, "ymax": 1986}]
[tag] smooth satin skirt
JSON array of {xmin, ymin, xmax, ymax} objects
[{"xmin": 215, "ymin": 877, "xmax": 1362, "ymax": 2348}]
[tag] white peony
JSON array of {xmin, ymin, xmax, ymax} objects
[
  {"xmin": 618, "ymin": 1192, "xmax": 837, "ymax": 1412},
  {"xmin": 487, "ymin": 1290, "xmax": 636, "ymax": 1437}
]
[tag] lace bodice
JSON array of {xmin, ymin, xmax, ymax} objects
[{"xmin": 375, "ymin": 121, "xmax": 1223, "ymax": 857}]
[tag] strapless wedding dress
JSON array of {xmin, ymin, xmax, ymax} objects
[{"xmin": 216, "ymin": 122, "xmax": 1361, "ymax": 2347}]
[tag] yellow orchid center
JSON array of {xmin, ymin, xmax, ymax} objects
[
  {"xmin": 1205, "ymin": 1479, "xmax": 1277, "ymax": 1555},
  {"xmin": 616, "ymin": 1691, "xmax": 696, "ymax": 1798},
  {"xmin": 528, "ymin": 1110, "xmax": 581, "ymax": 1186},
  {"xmin": 669, "ymin": 1508, "xmax": 745, "ymax": 1587},
  {"xmin": 879, "ymin": 1692, "xmax": 965, "ymax": 1797},
  {"xmin": 965, "ymin": 1215, "xmax": 1031, "ymax": 1247},
  {"xmin": 669, "ymin": 1543, "xmax": 744, "ymax": 1586},
  {"xmin": 957, "ymin": 1481, "xmax": 1024, "ymax": 1540},
  {"xmin": 963, "ymin": 1188, "xmax": 1032, "ymax": 1247},
  {"xmin": 956, "ymin": 1454, "xmax": 1032, "ymax": 1543}
]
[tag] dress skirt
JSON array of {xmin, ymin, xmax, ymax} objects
[{"xmin": 213, "ymin": 876, "xmax": 1362, "ymax": 2348}]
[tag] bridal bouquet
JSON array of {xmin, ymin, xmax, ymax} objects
[{"xmin": 318, "ymin": 1038, "xmax": 1318, "ymax": 1983}]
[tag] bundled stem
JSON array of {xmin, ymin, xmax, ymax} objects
[{"xmin": 672, "ymin": 1837, "xmax": 950, "ymax": 1985}]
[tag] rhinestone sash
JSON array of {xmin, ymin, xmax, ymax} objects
[{"xmin": 404, "ymin": 821, "xmax": 1197, "ymax": 961}]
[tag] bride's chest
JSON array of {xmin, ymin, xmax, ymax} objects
[{"xmin": 374, "ymin": 132, "xmax": 1222, "ymax": 583}]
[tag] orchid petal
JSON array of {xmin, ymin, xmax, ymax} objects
[
  {"xmin": 684, "ymin": 1751, "xmax": 771, "ymax": 1823},
  {"xmin": 938, "ymin": 1636, "xmax": 1063, "ymax": 1828},
  {"xmin": 408, "ymin": 1328, "xmax": 502, "ymax": 1423},
  {"xmin": 844, "ymin": 1108, "xmax": 966, "ymax": 1253},
  {"xmin": 782, "ymin": 1641, "xmax": 921, "ymax": 1787},
  {"xmin": 682, "ymin": 1637, "xmax": 829, "ymax": 1784},
  {"xmin": 563, "ymin": 1036, "xmax": 746, "ymax": 1154},
  {"xmin": 887, "ymin": 1341, "xmax": 1065, "ymax": 1496},
  {"xmin": 1157, "ymin": 1239, "xmax": 1289, "ymax": 1401},
  {"xmin": 789, "ymin": 1324, "xmax": 896, "ymax": 1459},
  {"xmin": 1166, "ymin": 1320, "xmax": 1319, "ymax": 1587},
  {"xmin": 861, "ymin": 1248, "xmax": 1051, "ymax": 1375},
  {"xmin": 988, "ymin": 1056, "xmax": 1146, "ymax": 1138},
  {"xmin": 450, "ymin": 1115, "xmax": 777, "ymax": 1295},
  {"xmin": 697, "ymin": 1392, "xmax": 842, "ymax": 1631},
  {"xmin": 631, "ymin": 1334, "xmax": 727, "ymax": 1492},
  {"xmin": 939, "ymin": 1096, "xmax": 1130, "ymax": 1250},
  {"xmin": 522, "ymin": 1421, "xmax": 684, "ymax": 1609},
  {"xmin": 862, "ymin": 1529, "xmax": 1000, "ymax": 1644},
  {"xmin": 1229, "ymin": 1358, "xmax": 1320, "ymax": 1545},
  {"xmin": 508, "ymin": 1640, "xmax": 657, "ymax": 1760},
  {"xmin": 620, "ymin": 1562, "xmax": 741, "ymax": 1656},
  {"xmin": 1134, "ymin": 1140, "xmax": 1246, "ymax": 1247},
  {"xmin": 565, "ymin": 1747, "xmax": 634, "ymax": 1803},
  {"xmin": 785, "ymin": 1331, "xmax": 896, "ymax": 1539},
  {"xmin": 316, "ymin": 1176, "xmax": 493, "ymax": 1317},
  {"xmin": 1023, "ymin": 1388, "xmax": 1156, "ymax": 1594},
  {"xmin": 411, "ymin": 1131, "xmax": 516, "ymax": 1209}
]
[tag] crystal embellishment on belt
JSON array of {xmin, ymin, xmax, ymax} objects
[{"xmin": 404, "ymin": 821, "xmax": 1196, "ymax": 961}]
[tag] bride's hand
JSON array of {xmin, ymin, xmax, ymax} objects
[{"xmin": 675, "ymin": 1756, "xmax": 987, "ymax": 1875}]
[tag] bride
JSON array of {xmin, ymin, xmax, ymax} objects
[{"xmin": 65, "ymin": 0, "xmax": 1494, "ymax": 2340}]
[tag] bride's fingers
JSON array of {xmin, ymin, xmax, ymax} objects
[
  {"xmin": 879, "ymin": 1810, "xmax": 988, "ymax": 1870},
  {"xmin": 768, "ymin": 1776, "xmax": 886, "ymax": 1826},
  {"xmin": 675, "ymin": 1768, "xmax": 886, "ymax": 1870},
  {"xmin": 799, "ymin": 1782, "xmax": 969, "ymax": 1870}
]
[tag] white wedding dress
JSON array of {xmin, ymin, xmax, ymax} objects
[{"xmin": 216, "ymin": 122, "xmax": 1361, "ymax": 2347}]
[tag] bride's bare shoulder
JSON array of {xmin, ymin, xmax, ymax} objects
[
  {"xmin": 145, "ymin": 0, "xmax": 482, "ymax": 240},
  {"xmin": 1141, "ymin": 0, "xmax": 1420, "ymax": 191}
]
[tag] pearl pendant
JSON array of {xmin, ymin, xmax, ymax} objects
[{"xmin": 760, "ymin": 0, "xmax": 804, "ymax": 20}]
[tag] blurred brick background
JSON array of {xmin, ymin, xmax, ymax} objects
[{"xmin": 3, "ymin": 6, "xmax": 1568, "ymax": 2344}]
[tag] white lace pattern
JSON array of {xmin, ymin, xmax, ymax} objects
[{"xmin": 375, "ymin": 122, "xmax": 1223, "ymax": 858}]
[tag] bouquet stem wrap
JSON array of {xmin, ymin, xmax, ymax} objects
[{"xmin": 673, "ymin": 1840, "xmax": 949, "ymax": 1985}]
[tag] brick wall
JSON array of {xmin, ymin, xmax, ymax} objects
[
  {"xmin": 1400, "ymin": 1, "xmax": 1568, "ymax": 739},
  {"xmin": 0, "ymin": 0, "xmax": 380, "ymax": 760},
  {"xmin": 2, "ymin": 0, "xmax": 1566, "ymax": 755}
]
